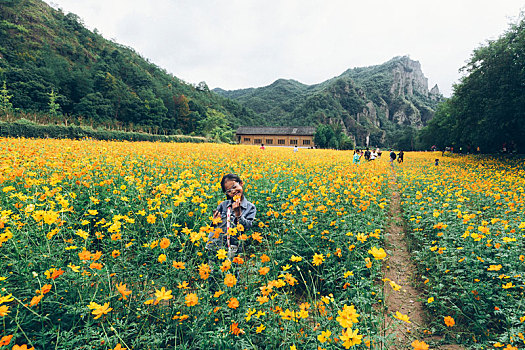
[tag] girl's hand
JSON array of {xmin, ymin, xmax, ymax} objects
[
  {"xmin": 213, "ymin": 210, "xmax": 220, "ymax": 220},
  {"xmin": 232, "ymin": 198, "xmax": 242, "ymax": 217}
]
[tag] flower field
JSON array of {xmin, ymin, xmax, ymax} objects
[
  {"xmin": 398, "ymin": 153, "xmax": 525, "ymax": 348},
  {"xmin": 0, "ymin": 138, "xmax": 391, "ymax": 349},
  {"xmin": 1, "ymin": 139, "xmax": 524, "ymax": 350}
]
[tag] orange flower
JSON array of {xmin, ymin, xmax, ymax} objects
[
  {"xmin": 185, "ymin": 293, "xmax": 199, "ymax": 307},
  {"xmin": 146, "ymin": 214, "xmax": 156, "ymax": 223},
  {"xmin": 116, "ymin": 283, "xmax": 132, "ymax": 300},
  {"xmin": 90, "ymin": 262, "xmax": 103, "ymax": 270},
  {"xmin": 159, "ymin": 238, "xmax": 170, "ymax": 249},
  {"xmin": 230, "ymin": 322, "xmax": 243, "ymax": 335},
  {"xmin": 444, "ymin": 316, "xmax": 455, "ymax": 327},
  {"xmin": 0, "ymin": 305, "xmax": 9, "ymax": 316},
  {"xmin": 411, "ymin": 340, "xmax": 429, "ymax": 350},
  {"xmin": 232, "ymin": 256, "xmax": 244, "ymax": 264},
  {"xmin": 51, "ymin": 268, "xmax": 64, "ymax": 280},
  {"xmin": 224, "ymin": 274, "xmax": 237, "ymax": 287},
  {"xmin": 91, "ymin": 251, "xmax": 103, "ymax": 261},
  {"xmin": 29, "ymin": 295, "xmax": 43, "ymax": 307},
  {"xmin": 365, "ymin": 257, "xmax": 372, "ymax": 268},
  {"xmin": 228, "ymin": 297, "xmax": 239, "ymax": 309},
  {"xmin": 111, "ymin": 233, "xmax": 122, "ymax": 241},
  {"xmin": 158, "ymin": 254, "xmax": 167, "ymax": 263},
  {"xmin": 12, "ymin": 345, "xmax": 35, "ymax": 350},
  {"xmin": 0, "ymin": 335, "xmax": 13, "ymax": 346},
  {"xmin": 260, "ymin": 254, "xmax": 270, "ymax": 262},
  {"xmin": 79, "ymin": 249, "xmax": 92, "ymax": 261},
  {"xmin": 220, "ymin": 259, "xmax": 232, "ymax": 272},
  {"xmin": 112, "ymin": 250, "xmax": 121, "ymax": 258},
  {"xmin": 251, "ymin": 232, "xmax": 262, "ymax": 243},
  {"xmin": 198, "ymin": 263, "xmax": 211, "ymax": 280},
  {"xmin": 257, "ymin": 296, "xmax": 269, "ymax": 304},
  {"xmin": 172, "ymin": 261, "xmax": 185, "ymax": 269},
  {"xmin": 258, "ymin": 266, "xmax": 270, "ymax": 275},
  {"xmin": 40, "ymin": 284, "xmax": 52, "ymax": 294}
]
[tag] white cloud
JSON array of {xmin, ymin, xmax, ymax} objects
[{"xmin": 46, "ymin": 0, "xmax": 524, "ymax": 96}]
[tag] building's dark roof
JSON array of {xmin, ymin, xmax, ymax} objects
[{"xmin": 236, "ymin": 126, "xmax": 315, "ymax": 136}]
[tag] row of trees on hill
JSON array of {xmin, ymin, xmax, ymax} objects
[{"xmin": 418, "ymin": 14, "xmax": 525, "ymax": 153}]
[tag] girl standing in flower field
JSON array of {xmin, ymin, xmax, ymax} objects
[{"xmin": 206, "ymin": 173, "xmax": 256, "ymax": 259}]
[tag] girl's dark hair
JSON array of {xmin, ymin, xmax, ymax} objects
[{"xmin": 220, "ymin": 173, "xmax": 242, "ymax": 193}]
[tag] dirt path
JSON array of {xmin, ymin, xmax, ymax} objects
[{"xmin": 382, "ymin": 171, "xmax": 464, "ymax": 350}]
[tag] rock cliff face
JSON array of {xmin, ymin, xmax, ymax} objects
[
  {"xmin": 343, "ymin": 57, "xmax": 442, "ymax": 138},
  {"xmin": 215, "ymin": 56, "xmax": 443, "ymax": 147},
  {"xmin": 390, "ymin": 57, "xmax": 430, "ymax": 98}
]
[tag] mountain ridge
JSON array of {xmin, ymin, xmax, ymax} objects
[{"xmin": 215, "ymin": 56, "xmax": 443, "ymax": 147}]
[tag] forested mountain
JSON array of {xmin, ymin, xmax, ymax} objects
[
  {"xmin": 216, "ymin": 57, "xmax": 443, "ymax": 148},
  {"xmin": 0, "ymin": 0, "xmax": 260, "ymax": 140},
  {"xmin": 419, "ymin": 15, "xmax": 525, "ymax": 153}
]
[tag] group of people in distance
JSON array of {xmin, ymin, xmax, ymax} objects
[
  {"xmin": 353, "ymin": 148, "xmax": 405, "ymax": 165},
  {"xmin": 353, "ymin": 147, "xmax": 383, "ymax": 164}
]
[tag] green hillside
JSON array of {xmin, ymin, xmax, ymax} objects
[
  {"xmin": 0, "ymin": 0, "xmax": 260, "ymax": 140},
  {"xmin": 216, "ymin": 57, "xmax": 443, "ymax": 148}
]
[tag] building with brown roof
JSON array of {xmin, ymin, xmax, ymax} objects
[{"xmin": 236, "ymin": 126, "xmax": 316, "ymax": 147}]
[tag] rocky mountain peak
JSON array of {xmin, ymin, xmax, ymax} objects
[{"xmin": 389, "ymin": 56, "xmax": 432, "ymax": 98}]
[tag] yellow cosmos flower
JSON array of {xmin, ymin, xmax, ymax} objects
[
  {"xmin": 312, "ymin": 253, "xmax": 324, "ymax": 266},
  {"xmin": 340, "ymin": 328, "xmax": 362, "ymax": 348},
  {"xmin": 317, "ymin": 330, "xmax": 331, "ymax": 343},
  {"xmin": 216, "ymin": 249, "xmax": 227, "ymax": 260},
  {"xmin": 394, "ymin": 311, "xmax": 411, "ymax": 323},
  {"xmin": 154, "ymin": 287, "xmax": 173, "ymax": 303},
  {"xmin": 368, "ymin": 246, "xmax": 387, "ymax": 260},
  {"xmin": 185, "ymin": 293, "xmax": 198, "ymax": 307},
  {"xmin": 89, "ymin": 302, "xmax": 112, "ymax": 319},
  {"xmin": 224, "ymin": 274, "xmax": 237, "ymax": 287}
]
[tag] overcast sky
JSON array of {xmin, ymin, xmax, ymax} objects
[{"xmin": 45, "ymin": 0, "xmax": 524, "ymax": 97}]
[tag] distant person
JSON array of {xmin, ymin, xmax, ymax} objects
[
  {"xmin": 389, "ymin": 150, "xmax": 396, "ymax": 165},
  {"xmin": 260, "ymin": 143, "xmax": 265, "ymax": 150},
  {"xmin": 364, "ymin": 148, "xmax": 371, "ymax": 161},
  {"xmin": 397, "ymin": 150, "xmax": 404, "ymax": 163},
  {"xmin": 376, "ymin": 148, "xmax": 382, "ymax": 158},
  {"xmin": 370, "ymin": 150, "xmax": 377, "ymax": 160},
  {"xmin": 293, "ymin": 145, "xmax": 298, "ymax": 153},
  {"xmin": 435, "ymin": 159, "xmax": 439, "ymax": 166},
  {"xmin": 353, "ymin": 150, "xmax": 361, "ymax": 164}
]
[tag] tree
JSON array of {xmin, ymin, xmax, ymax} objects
[
  {"xmin": 48, "ymin": 89, "xmax": 61, "ymax": 118},
  {"xmin": 314, "ymin": 124, "xmax": 353, "ymax": 149},
  {"xmin": 419, "ymin": 14, "xmax": 525, "ymax": 152},
  {"xmin": 0, "ymin": 81, "xmax": 14, "ymax": 117},
  {"xmin": 199, "ymin": 109, "xmax": 233, "ymax": 143},
  {"xmin": 173, "ymin": 94, "xmax": 191, "ymax": 133}
]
